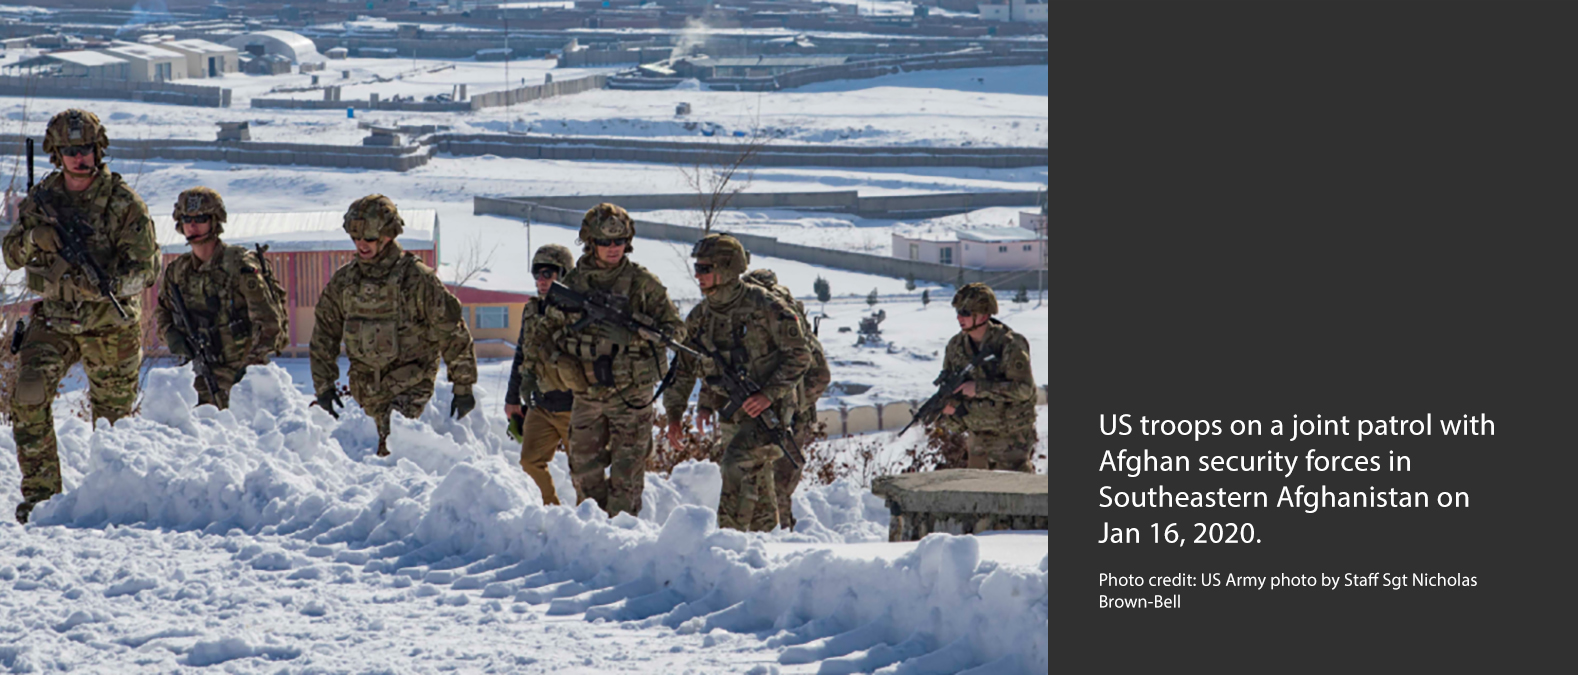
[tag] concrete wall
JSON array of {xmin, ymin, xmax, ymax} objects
[
  {"xmin": 474, "ymin": 195, "xmax": 1046, "ymax": 288},
  {"xmin": 467, "ymin": 74, "xmax": 608, "ymax": 109},
  {"xmin": 483, "ymin": 189, "xmax": 1042, "ymax": 220},
  {"xmin": 820, "ymin": 389, "xmax": 1047, "ymax": 436},
  {"xmin": 434, "ymin": 133, "xmax": 1047, "ymax": 169},
  {"xmin": 253, "ymin": 75, "xmax": 606, "ymax": 112},
  {"xmin": 0, "ymin": 75, "xmax": 229, "ymax": 107},
  {"xmin": 0, "ymin": 134, "xmax": 432, "ymax": 172},
  {"xmin": 702, "ymin": 51, "xmax": 1049, "ymax": 92}
]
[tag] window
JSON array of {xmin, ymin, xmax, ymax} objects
[
  {"xmin": 939, "ymin": 247, "xmax": 953, "ymax": 265},
  {"xmin": 998, "ymin": 245, "xmax": 1008, "ymax": 253},
  {"xmin": 1023, "ymin": 244, "xmax": 1033, "ymax": 251},
  {"xmin": 908, "ymin": 243, "xmax": 919, "ymax": 260},
  {"xmin": 474, "ymin": 306, "xmax": 509, "ymax": 329}
]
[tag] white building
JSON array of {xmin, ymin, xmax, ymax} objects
[
  {"xmin": 101, "ymin": 43, "xmax": 188, "ymax": 81},
  {"xmin": 892, "ymin": 224, "xmax": 1045, "ymax": 271},
  {"xmin": 4, "ymin": 50, "xmax": 130, "ymax": 79},
  {"xmin": 224, "ymin": 30, "xmax": 324, "ymax": 64},
  {"xmin": 160, "ymin": 38, "xmax": 240, "ymax": 78}
]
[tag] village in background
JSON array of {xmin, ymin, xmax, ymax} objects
[{"xmin": 0, "ymin": 0, "xmax": 1046, "ymax": 672}]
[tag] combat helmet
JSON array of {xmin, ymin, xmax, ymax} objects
[
  {"xmin": 579, "ymin": 203, "xmax": 635, "ymax": 253},
  {"xmin": 742, "ymin": 268, "xmax": 778, "ymax": 288},
  {"xmin": 343, "ymin": 194, "xmax": 404, "ymax": 239},
  {"xmin": 43, "ymin": 108, "xmax": 109, "ymax": 166},
  {"xmin": 691, "ymin": 233, "xmax": 750, "ymax": 283},
  {"xmin": 952, "ymin": 282, "xmax": 998, "ymax": 317},
  {"xmin": 173, "ymin": 187, "xmax": 227, "ymax": 239},
  {"xmin": 532, "ymin": 243, "xmax": 574, "ymax": 277}
]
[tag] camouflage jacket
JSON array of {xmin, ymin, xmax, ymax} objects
[
  {"xmin": 663, "ymin": 279, "xmax": 811, "ymax": 425},
  {"xmin": 506, "ymin": 297, "xmax": 575, "ymax": 411},
  {"xmin": 309, "ymin": 241, "xmax": 477, "ymax": 397},
  {"xmin": 540, "ymin": 253, "xmax": 683, "ymax": 403},
  {"xmin": 941, "ymin": 319, "xmax": 1037, "ymax": 434},
  {"xmin": 2, "ymin": 166, "xmax": 159, "ymax": 333},
  {"xmin": 154, "ymin": 241, "xmax": 283, "ymax": 367},
  {"xmin": 746, "ymin": 275, "xmax": 831, "ymax": 411}
]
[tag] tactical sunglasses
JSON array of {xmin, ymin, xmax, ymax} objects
[
  {"xmin": 359, "ymin": 237, "xmax": 380, "ymax": 243},
  {"xmin": 60, "ymin": 145, "xmax": 95, "ymax": 158},
  {"xmin": 956, "ymin": 308, "xmax": 976, "ymax": 317},
  {"xmin": 592, "ymin": 238, "xmax": 629, "ymax": 248},
  {"xmin": 693, "ymin": 262, "xmax": 714, "ymax": 275},
  {"xmin": 532, "ymin": 265, "xmax": 561, "ymax": 280},
  {"xmin": 179, "ymin": 214, "xmax": 212, "ymax": 224}
]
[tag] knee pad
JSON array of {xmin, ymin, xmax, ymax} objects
[{"xmin": 15, "ymin": 368, "xmax": 52, "ymax": 407}]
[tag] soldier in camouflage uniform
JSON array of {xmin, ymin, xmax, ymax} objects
[
  {"xmin": 742, "ymin": 268, "xmax": 829, "ymax": 530},
  {"xmin": 154, "ymin": 187, "xmax": 286, "ymax": 409},
  {"xmin": 309, "ymin": 195, "xmax": 478, "ymax": 457},
  {"xmin": 2, "ymin": 109, "xmax": 160, "ymax": 524},
  {"xmin": 539, "ymin": 204, "xmax": 682, "ymax": 517},
  {"xmin": 936, "ymin": 283, "xmax": 1038, "ymax": 472},
  {"xmin": 665, "ymin": 235, "xmax": 810, "ymax": 532},
  {"xmin": 504, "ymin": 244, "xmax": 576, "ymax": 505}
]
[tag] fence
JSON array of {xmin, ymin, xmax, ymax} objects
[
  {"xmin": 0, "ymin": 135, "xmax": 433, "ymax": 172},
  {"xmin": 817, "ymin": 388, "xmax": 1048, "ymax": 437},
  {"xmin": 433, "ymin": 133, "xmax": 1047, "ymax": 169},
  {"xmin": 0, "ymin": 74, "xmax": 230, "ymax": 108},
  {"xmin": 473, "ymin": 194, "xmax": 1046, "ymax": 288}
]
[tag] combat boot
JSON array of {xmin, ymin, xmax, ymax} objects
[
  {"xmin": 15, "ymin": 501, "xmax": 36, "ymax": 525},
  {"xmin": 377, "ymin": 438, "xmax": 390, "ymax": 457}
]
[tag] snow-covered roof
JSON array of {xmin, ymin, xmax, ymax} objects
[
  {"xmin": 955, "ymin": 227, "xmax": 1039, "ymax": 242},
  {"xmin": 26, "ymin": 50, "xmax": 127, "ymax": 67},
  {"xmin": 102, "ymin": 43, "xmax": 185, "ymax": 61},
  {"xmin": 224, "ymin": 30, "xmax": 323, "ymax": 63},
  {"xmin": 164, "ymin": 38, "xmax": 238, "ymax": 55},
  {"xmin": 154, "ymin": 209, "xmax": 437, "ymax": 253}
]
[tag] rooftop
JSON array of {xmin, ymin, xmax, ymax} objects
[
  {"xmin": 13, "ymin": 50, "xmax": 127, "ymax": 68},
  {"xmin": 446, "ymin": 285, "xmax": 534, "ymax": 304},
  {"xmin": 102, "ymin": 43, "xmax": 185, "ymax": 60},
  {"xmin": 164, "ymin": 38, "xmax": 238, "ymax": 55},
  {"xmin": 955, "ymin": 226, "xmax": 1039, "ymax": 242}
]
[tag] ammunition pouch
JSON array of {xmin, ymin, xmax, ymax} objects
[{"xmin": 592, "ymin": 354, "xmax": 616, "ymax": 387}]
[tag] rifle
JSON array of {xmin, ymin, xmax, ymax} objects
[
  {"xmin": 26, "ymin": 193, "xmax": 131, "ymax": 321},
  {"xmin": 166, "ymin": 282, "xmax": 222, "ymax": 399},
  {"xmin": 898, "ymin": 349, "xmax": 999, "ymax": 437},
  {"xmin": 546, "ymin": 281, "xmax": 805, "ymax": 468},
  {"xmin": 253, "ymin": 243, "xmax": 282, "ymax": 303}
]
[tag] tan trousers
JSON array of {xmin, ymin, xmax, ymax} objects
[{"xmin": 520, "ymin": 406, "xmax": 570, "ymax": 506}]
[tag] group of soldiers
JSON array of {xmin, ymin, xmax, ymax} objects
[{"xmin": 5, "ymin": 107, "xmax": 1041, "ymax": 532}]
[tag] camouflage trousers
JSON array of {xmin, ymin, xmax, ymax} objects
[
  {"xmin": 567, "ymin": 397, "xmax": 652, "ymax": 518},
  {"xmin": 966, "ymin": 427, "xmax": 1038, "ymax": 473},
  {"xmin": 772, "ymin": 411, "xmax": 818, "ymax": 530},
  {"xmin": 195, "ymin": 364, "xmax": 246, "ymax": 410},
  {"xmin": 350, "ymin": 365, "xmax": 436, "ymax": 453},
  {"xmin": 10, "ymin": 318, "xmax": 141, "ymax": 506},
  {"xmin": 717, "ymin": 419, "xmax": 781, "ymax": 533},
  {"xmin": 519, "ymin": 406, "xmax": 569, "ymax": 506}
]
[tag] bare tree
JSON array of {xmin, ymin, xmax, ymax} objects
[
  {"xmin": 678, "ymin": 104, "xmax": 778, "ymax": 234},
  {"xmin": 447, "ymin": 235, "xmax": 500, "ymax": 289}
]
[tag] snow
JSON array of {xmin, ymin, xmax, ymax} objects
[{"xmin": 0, "ymin": 363, "xmax": 1047, "ymax": 673}]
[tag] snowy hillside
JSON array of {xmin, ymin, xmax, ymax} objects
[{"xmin": 1, "ymin": 365, "xmax": 1048, "ymax": 673}]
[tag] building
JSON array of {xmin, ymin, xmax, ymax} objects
[
  {"xmin": 160, "ymin": 38, "xmax": 240, "ymax": 78},
  {"xmin": 144, "ymin": 208, "xmax": 441, "ymax": 356},
  {"xmin": 223, "ymin": 30, "xmax": 323, "ymax": 64},
  {"xmin": 446, "ymin": 285, "xmax": 536, "ymax": 358},
  {"xmin": 101, "ymin": 43, "xmax": 188, "ymax": 81},
  {"xmin": 892, "ymin": 224, "xmax": 1045, "ymax": 271},
  {"xmin": 3, "ymin": 50, "xmax": 129, "ymax": 79},
  {"xmin": 979, "ymin": 0, "xmax": 1047, "ymax": 22}
]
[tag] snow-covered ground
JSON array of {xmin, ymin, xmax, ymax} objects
[
  {"xmin": 0, "ymin": 63, "xmax": 1047, "ymax": 148},
  {"xmin": 631, "ymin": 206, "xmax": 1033, "ymax": 255},
  {"xmin": 0, "ymin": 365, "xmax": 1048, "ymax": 673}
]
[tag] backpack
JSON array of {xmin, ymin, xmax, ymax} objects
[{"xmin": 249, "ymin": 244, "xmax": 290, "ymax": 355}]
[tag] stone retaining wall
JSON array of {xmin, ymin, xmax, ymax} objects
[{"xmin": 0, "ymin": 75, "xmax": 230, "ymax": 107}]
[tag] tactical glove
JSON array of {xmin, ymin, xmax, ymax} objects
[
  {"xmin": 166, "ymin": 332, "xmax": 192, "ymax": 359},
  {"xmin": 316, "ymin": 389, "xmax": 343, "ymax": 419},
  {"xmin": 450, "ymin": 392, "xmax": 476, "ymax": 420},
  {"xmin": 507, "ymin": 412, "xmax": 525, "ymax": 442},
  {"xmin": 30, "ymin": 226, "xmax": 61, "ymax": 254}
]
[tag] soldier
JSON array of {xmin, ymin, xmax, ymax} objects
[
  {"xmin": 2, "ymin": 109, "xmax": 160, "ymax": 524},
  {"xmin": 154, "ymin": 187, "xmax": 286, "ymax": 409},
  {"xmin": 937, "ymin": 283, "xmax": 1039, "ymax": 472},
  {"xmin": 309, "ymin": 194, "xmax": 478, "ymax": 457},
  {"xmin": 504, "ymin": 243, "xmax": 576, "ymax": 505},
  {"xmin": 742, "ymin": 268, "xmax": 829, "ymax": 531},
  {"xmin": 665, "ymin": 235, "xmax": 810, "ymax": 532},
  {"xmin": 540, "ymin": 203, "xmax": 682, "ymax": 518}
]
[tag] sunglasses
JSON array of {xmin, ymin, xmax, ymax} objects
[
  {"xmin": 179, "ymin": 214, "xmax": 212, "ymax": 224},
  {"xmin": 359, "ymin": 237, "xmax": 380, "ymax": 243},
  {"xmin": 956, "ymin": 309, "xmax": 976, "ymax": 318},
  {"xmin": 593, "ymin": 238, "xmax": 629, "ymax": 248},
  {"xmin": 60, "ymin": 145, "xmax": 95, "ymax": 158},
  {"xmin": 532, "ymin": 266, "xmax": 561, "ymax": 280},
  {"xmin": 693, "ymin": 262, "xmax": 714, "ymax": 275}
]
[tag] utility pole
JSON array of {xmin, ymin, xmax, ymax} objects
[
  {"xmin": 1036, "ymin": 185, "xmax": 1047, "ymax": 308},
  {"xmin": 504, "ymin": 15, "xmax": 510, "ymax": 119}
]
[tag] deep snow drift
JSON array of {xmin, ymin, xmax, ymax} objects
[{"xmin": 1, "ymin": 364, "xmax": 1048, "ymax": 673}]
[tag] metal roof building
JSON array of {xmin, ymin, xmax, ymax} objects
[
  {"xmin": 223, "ymin": 30, "xmax": 323, "ymax": 64},
  {"xmin": 3, "ymin": 50, "xmax": 130, "ymax": 79}
]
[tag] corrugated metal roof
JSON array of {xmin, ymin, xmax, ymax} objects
[
  {"xmin": 153, "ymin": 209, "xmax": 438, "ymax": 253},
  {"xmin": 103, "ymin": 43, "xmax": 186, "ymax": 61},
  {"xmin": 34, "ymin": 50, "xmax": 128, "ymax": 67},
  {"xmin": 446, "ymin": 285, "xmax": 534, "ymax": 304},
  {"xmin": 165, "ymin": 38, "xmax": 238, "ymax": 55}
]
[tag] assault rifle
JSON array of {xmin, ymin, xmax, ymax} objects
[
  {"xmin": 898, "ymin": 350, "xmax": 998, "ymax": 437},
  {"xmin": 253, "ymin": 244, "xmax": 283, "ymax": 303},
  {"xmin": 546, "ymin": 281, "xmax": 805, "ymax": 468},
  {"xmin": 26, "ymin": 193, "xmax": 130, "ymax": 321},
  {"xmin": 166, "ymin": 283, "xmax": 222, "ymax": 399}
]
